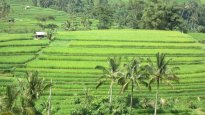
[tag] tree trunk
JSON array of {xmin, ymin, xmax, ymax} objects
[
  {"xmin": 109, "ymin": 81, "xmax": 114, "ymax": 113},
  {"xmin": 154, "ymin": 87, "xmax": 159, "ymax": 115},
  {"xmin": 130, "ymin": 81, "xmax": 134, "ymax": 111},
  {"xmin": 154, "ymin": 78, "xmax": 160, "ymax": 115},
  {"xmin": 48, "ymin": 80, "xmax": 52, "ymax": 115}
]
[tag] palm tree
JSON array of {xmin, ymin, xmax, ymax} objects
[
  {"xmin": 119, "ymin": 58, "xmax": 144, "ymax": 111},
  {"xmin": 145, "ymin": 53, "xmax": 179, "ymax": 115},
  {"xmin": 18, "ymin": 71, "xmax": 51, "ymax": 114},
  {"xmin": 0, "ymin": 86, "xmax": 19, "ymax": 114},
  {"xmin": 95, "ymin": 57, "xmax": 122, "ymax": 112}
]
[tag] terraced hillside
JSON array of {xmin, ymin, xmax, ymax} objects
[
  {"xmin": 0, "ymin": 3, "xmax": 68, "ymax": 32},
  {"xmin": 0, "ymin": 30, "xmax": 205, "ymax": 114}
]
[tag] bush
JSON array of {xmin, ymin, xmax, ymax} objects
[
  {"xmin": 197, "ymin": 26, "xmax": 205, "ymax": 33},
  {"xmin": 71, "ymin": 93, "xmax": 131, "ymax": 115}
]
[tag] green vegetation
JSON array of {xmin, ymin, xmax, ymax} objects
[
  {"xmin": 1, "ymin": 0, "xmax": 205, "ymax": 33},
  {"xmin": 0, "ymin": 0, "xmax": 205, "ymax": 114},
  {"xmin": 0, "ymin": 30, "xmax": 204, "ymax": 114},
  {"xmin": 0, "ymin": 71, "xmax": 51, "ymax": 114},
  {"xmin": 189, "ymin": 33, "xmax": 205, "ymax": 43}
]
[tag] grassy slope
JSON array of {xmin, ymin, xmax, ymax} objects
[
  {"xmin": 189, "ymin": 33, "xmax": 205, "ymax": 41},
  {"xmin": 0, "ymin": 2, "xmax": 68, "ymax": 32}
]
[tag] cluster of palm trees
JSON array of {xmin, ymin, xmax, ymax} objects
[
  {"xmin": 0, "ymin": 71, "xmax": 51, "ymax": 115},
  {"xmin": 96, "ymin": 53, "xmax": 179, "ymax": 114}
]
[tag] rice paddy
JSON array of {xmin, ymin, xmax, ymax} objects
[{"xmin": 0, "ymin": 30, "xmax": 204, "ymax": 114}]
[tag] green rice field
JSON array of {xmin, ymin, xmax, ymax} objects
[{"xmin": 0, "ymin": 30, "xmax": 205, "ymax": 114}]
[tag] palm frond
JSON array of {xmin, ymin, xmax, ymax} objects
[
  {"xmin": 117, "ymin": 76, "xmax": 126, "ymax": 86},
  {"xmin": 95, "ymin": 66, "xmax": 109, "ymax": 74},
  {"xmin": 148, "ymin": 76, "xmax": 156, "ymax": 91},
  {"xmin": 96, "ymin": 79, "xmax": 106, "ymax": 89},
  {"xmin": 140, "ymin": 80, "xmax": 149, "ymax": 88}
]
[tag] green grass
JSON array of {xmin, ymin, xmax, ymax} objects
[
  {"xmin": 0, "ymin": 39, "xmax": 49, "ymax": 47},
  {"xmin": 0, "ymin": 55, "xmax": 35, "ymax": 64},
  {"xmin": 27, "ymin": 60, "xmax": 106, "ymax": 69},
  {"xmin": 69, "ymin": 40, "xmax": 203, "ymax": 49},
  {"xmin": 0, "ymin": 46, "xmax": 42, "ymax": 54},
  {"xmin": 0, "ymin": 33, "xmax": 32, "ymax": 42},
  {"xmin": 0, "ymin": 3, "xmax": 68, "ymax": 32},
  {"xmin": 189, "ymin": 33, "xmax": 205, "ymax": 41},
  {"xmin": 57, "ymin": 30, "xmax": 195, "ymax": 42},
  {"xmin": 43, "ymin": 47, "xmax": 204, "ymax": 56}
]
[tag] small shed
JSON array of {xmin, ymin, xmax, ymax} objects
[{"xmin": 35, "ymin": 32, "xmax": 47, "ymax": 39}]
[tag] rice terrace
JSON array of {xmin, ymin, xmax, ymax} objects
[{"xmin": 0, "ymin": 0, "xmax": 205, "ymax": 115}]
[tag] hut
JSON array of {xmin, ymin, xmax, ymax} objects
[{"xmin": 35, "ymin": 32, "xmax": 47, "ymax": 39}]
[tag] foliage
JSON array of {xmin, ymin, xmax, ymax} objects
[
  {"xmin": 140, "ymin": 0, "xmax": 184, "ymax": 30},
  {"xmin": 119, "ymin": 57, "xmax": 146, "ymax": 111},
  {"xmin": 36, "ymin": 15, "xmax": 58, "ymax": 40},
  {"xmin": 71, "ymin": 88, "xmax": 131, "ymax": 115},
  {"xmin": 36, "ymin": 15, "xmax": 57, "ymax": 30},
  {"xmin": 0, "ymin": 0, "xmax": 10, "ymax": 18},
  {"xmin": 0, "ymin": 86, "xmax": 19, "ymax": 113},
  {"xmin": 94, "ymin": 4, "xmax": 114, "ymax": 29},
  {"xmin": 95, "ymin": 57, "xmax": 122, "ymax": 112},
  {"xmin": 145, "ymin": 53, "xmax": 179, "ymax": 115},
  {"xmin": 0, "ymin": 71, "xmax": 51, "ymax": 115}
]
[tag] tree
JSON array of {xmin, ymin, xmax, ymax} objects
[
  {"xmin": 18, "ymin": 71, "xmax": 51, "ymax": 114},
  {"xmin": 0, "ymin": 0, "xmax": 10, "ymax": 18},
  {"xmin": 39, "ymin": 0, "xmax": 53, "ymax": 8},
  {"xmin": 145, "ymin": 53, "xmax": 179, "ymax": 115},
  {"xmin": 119, "ymin": 58, "xmax": 145, "ymax": 111},
  {"xmin": 32, "ymin": 0, "xmax": 38, "ymax": 6},
  {"xmin": 94, "ymin": 4, "xmax": 114, "ymax": 29},
  {"xmin": 0, "ymin": 86, "xmax": 19, "ymax": 114},
  {"xmin": 36, "ymin": 15, "xmax": 56, "ymax": 30},
  {"xmin": 141, "ymin": 0, "xmax": 183, "ymax": 30},
  {"xmin": 48, "ymin": 80, "xmax": 52, "ymax": 115},
  {"xmin": 95, "ymin": 57, "xmax": 122, "ymax": 112},
  {"xmin": 36, "ymin": 15, "xmax": 58, "ymax": 40},
  {"xmin": 71, "ymin": 89, "xmax": 130, "ymax": 115},
  {"xmin": 67, "ymin": 0, "xmax": 84, "ymax": 14},
  {"xmin": 126, "ymin": 0, "xmax": 145, "ymax": 29}
]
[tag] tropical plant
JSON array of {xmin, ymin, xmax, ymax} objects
[
  {"xmin": 0, "ymin": 86, "xmax": 19, "ymax": 114},
  {"xmin": 71, "ymin": 90, "xmax": 130, "ymax": 115},
  {"xmin": 119, "ymin": 58, "xmax": 145, "ymax": 111},
  {"xmin": 18, "ymin": 71, "xmax": 51, "ymax": 114},
  {"xmin": 95, "ymin": 57, "xmax": 122, "ymax": 112},
  {"xmin": 145, "ymin": 53, "xmax": 179, "ymax": 115}
]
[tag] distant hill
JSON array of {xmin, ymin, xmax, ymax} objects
[{"xmin": 0, "ymin": 1, "xmax": 68, "ymax": 33}]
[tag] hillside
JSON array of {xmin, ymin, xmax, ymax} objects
[
  {"xmin": 1, "ymin": 0, "xmax": 205, "ymax": 114},
  {"xmin": 0, "ymin": 2, "xmax": 68, "ymax": 33},
  {"xmin": 0, "ymin": 30, "xmax": 205, "ymax": 114}
]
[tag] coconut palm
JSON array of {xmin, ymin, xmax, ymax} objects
[
  {"xmin": 118, "ymin": 58, "xmax": 145, "ymax": 111},
  {"xmin": 0, "ymin": 86, "xmax": 19, "ymax": 114},
  {"xmin": 95, "ymin": 57, "xmax": 122, "ymax": 112},
  {"xmin": 145, "ymin": 53, "xmax": 179, "ymax": 115},
  {"xmin": 18, "ymin": 71, "xmax": 51, "ymax": 114}
]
